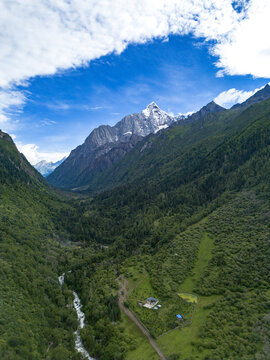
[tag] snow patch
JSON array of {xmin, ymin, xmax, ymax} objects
[
  {"xmin": 141, "ymin": 101, "xmax": 176, "ymax": 133},
  {"xmin": 154, "ymin": 124, "xmax": 169, "ymax": 133},
  {"xmin": 34, "ymin": 157, "xmax": 66, "ymax": 177}
]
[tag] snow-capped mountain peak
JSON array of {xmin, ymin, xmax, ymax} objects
[
  {"xmin": 141, "ymin": 101, "xmax": 174, "ymax": 133},
  {"xmin": 34, "ymin": 157, "xmax": 66, "ymax": 177},
  {"xmin": 142, "ymin": 102, "xmax": 169, "ymax": 121},
  {"xmin": 142, "ymin": 101, "xmax": 160, "ymax": 116}
]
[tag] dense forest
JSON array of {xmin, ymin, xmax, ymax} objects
[{"xmin": 1, "ymin": 97, "xmax": 270, "ymax": 359}]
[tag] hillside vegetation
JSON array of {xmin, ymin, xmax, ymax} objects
[{"xmin": 0, "ymin": 133, "xmax": 79, "ymax": 359}]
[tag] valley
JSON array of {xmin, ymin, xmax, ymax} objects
[{"xmin": 1, "ymin": 87, "xmax": 270, "ymax": 360}]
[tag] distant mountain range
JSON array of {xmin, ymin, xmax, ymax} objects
[
  {"xmin": 47, "ymin": 100, "xmax": 225, "ymax": 189},
  {"xmin": 34, "ymin": 157, "xmax": 66, "ymax": 177}
]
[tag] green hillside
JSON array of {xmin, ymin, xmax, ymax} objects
[{"xmin": 0, "ymin": 132, "xmax": 79, "ymax": 359}]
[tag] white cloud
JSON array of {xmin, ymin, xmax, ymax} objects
[
  {"xmin": 214, "ymin": 86, "xmax": 263, "ymax": 108},
  {"xmin": 0, "ymin": 1, "xmax": 269, "ymax": 89},
  {"xmin": 212, "ymin": 1, "xmax": 270, "ymax": 78},
  {"xmin": 15, "ymin": 142, "xmax": 69, "ymax": 165},
  {"xmin": 0, "ymin": 0, "xmax": 247, "ymax": 90}
]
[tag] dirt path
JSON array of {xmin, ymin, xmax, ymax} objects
[{"xmin": 117, "ymin": 276, "xmax": 167, "ymax": 360}]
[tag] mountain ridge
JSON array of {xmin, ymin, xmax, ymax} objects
[
  {"xmin": 47, "ymin": 100, "xmax": 225, "ymax": 189},
  {"xmin": 231, "ymin": 84, "xmax": 270, "ymax": 110},
  {"xmin": 175, "ymin": 100, "xmax": 225, "ymax": 124}
]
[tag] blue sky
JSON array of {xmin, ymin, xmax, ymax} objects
[{"xmin": 1, "ymin": 1, "xmax": 270, "ymax": 163}]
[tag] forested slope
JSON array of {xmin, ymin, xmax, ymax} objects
[
  {"xmin": 0, "ymin": 132, "xmax": 153, "ymax": 360},
  {"xmin": 0, "ymin": 132, "xmax": 80, "ymax": 359}
]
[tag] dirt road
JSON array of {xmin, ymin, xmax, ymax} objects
[{"xmin": 117, "ymin": 276, "xmax": 167, "ymax": 360}]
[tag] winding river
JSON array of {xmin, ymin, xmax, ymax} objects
[{"xmin": 59, "ymin": 273, "xmax": 95, "ymax": 360}]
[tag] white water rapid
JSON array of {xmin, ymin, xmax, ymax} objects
[
  {"xmin": 59, "ymin": 273, "xmax": 95, "ymax": 360},
  {"xmin": 58, "ymin": 273, "xmax": 65, "ymax": 286}
]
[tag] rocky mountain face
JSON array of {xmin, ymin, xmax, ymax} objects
[
  {"xmin": 80, "ymin": 101, "xmax": 174, "ymax": 150},
  {"xmin": 72, "ymin": 134, "xmax": 143, "ymax": 190},
  {"xmin": 34, "ymin": 157, "xmax": 66, "ymax": 177},
  {"xmin": 47, "ymin": 102, "xmax": 175, "ymax": 188}
]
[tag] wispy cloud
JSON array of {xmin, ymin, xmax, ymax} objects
[
  {"xmin": 45, "ymin": 102, "xmax": 71, "ymax": 111},
  {"xmin": 34, "ymin": 119, "xmax": 57, "ymax": 127},
  {"xmin": 0, "ymin": 89, "xmax": 26, "ymax": 129},
  {"xmin": 44, "ymin": 102, "xmax": 104, "ymax": 112},
  {"xmin": 84, "ymin": 106, "xmax": 104, "ymax": 111}
]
